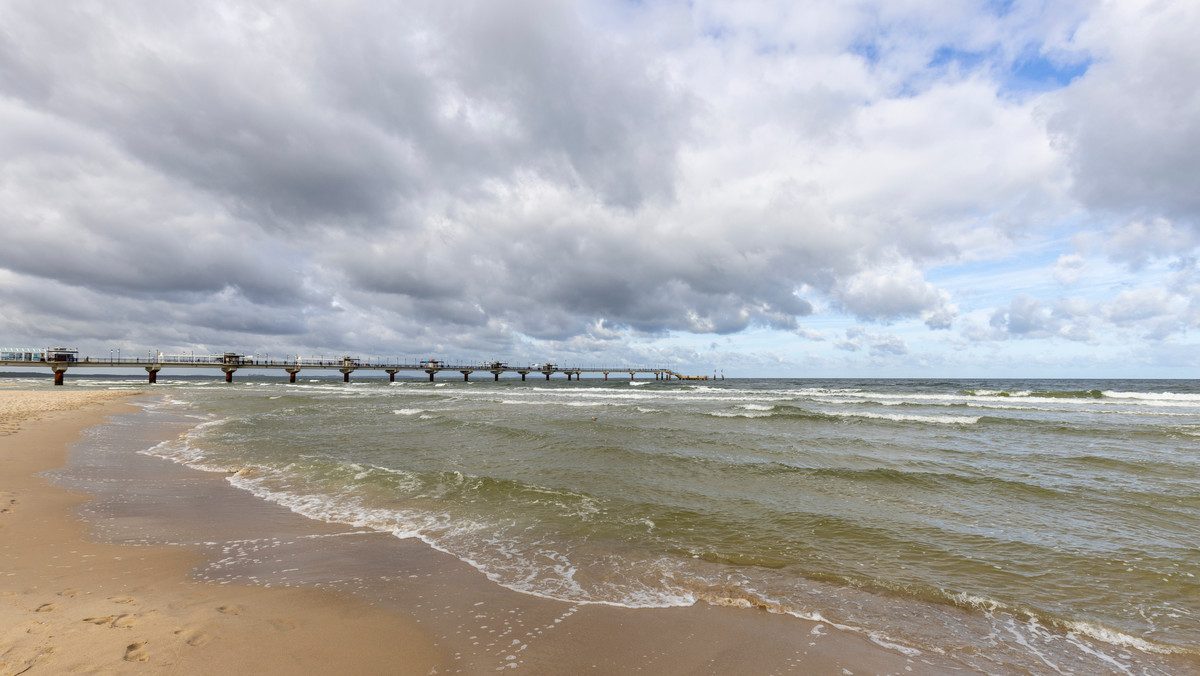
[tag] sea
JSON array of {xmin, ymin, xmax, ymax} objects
[{"xmin": 10, "ymin": 373, "xmax": 1200, "ymax": 674}]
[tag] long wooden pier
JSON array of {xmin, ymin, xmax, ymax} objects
[{"xmin": 0, "ymin": 348, "xmax": 712, "ymax": 385}]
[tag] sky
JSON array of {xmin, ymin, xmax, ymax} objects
[{"xmin": 1, "ymin": 1, "xmax": 1198, "ymax": 378}]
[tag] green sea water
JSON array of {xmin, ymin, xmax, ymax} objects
[{"xmin": 22, "ymin": 374, "xmax": 1200, "ymax": 674}]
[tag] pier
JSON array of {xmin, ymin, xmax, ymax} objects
[{"xmin": 0, "ymin": 348, "xmax": 714, "ymax": 385}]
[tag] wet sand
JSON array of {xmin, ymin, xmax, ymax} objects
[
  {"xmin": 0, "ymin": 391, "xmax": 445, "ymax": 674},
  {"xmin": 1, "ymin": 389, "xmax": 953, "ymax": 674}
]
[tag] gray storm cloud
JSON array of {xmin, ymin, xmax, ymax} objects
[{"xmin": 1, "ymin": 0, "xmax": 1196, "ymax": 368}]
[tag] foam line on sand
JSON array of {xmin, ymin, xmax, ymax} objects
[{"xmin": 0, "ymin": 390, "xmax": 446, "ymax": 674}]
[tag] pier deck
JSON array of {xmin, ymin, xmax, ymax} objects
[{"xmin": 0, "ymin": 350, "xmax": 710, "ymax": 385}]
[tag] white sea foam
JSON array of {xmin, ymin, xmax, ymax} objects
[
  {"xmin": 1103, "ymin": 390, "xmax": 1200, "ymax": 401},
  {"xmin": 792, "ymin": 388, "xmax": 1200, "ymax": 413},
  {"xmin": 829, "ymin": 411, "xmax": 980, "ymax": 425},
  {"xmin": 777, "ymin": 609, "xmax": 923, "ymax": 657},
  {"xmin": 738, "ymin": 404, "xmax": 775, "ymax": 411},
  {"xmin": 219, "ymin": 466, "xmax": 700, "ymax": 610},
  {"xmin": 1061, "ymin": 619, "xmax": 1183, "ymax": 656},
  {"xmin": 949, "ymin": 591, "xmax": 1187, "ymax": 658},
  {"xmin": 1103, "ymin": 390, "xmax": 1200, "ymax": 403},
  {"xmin": 709, "ymin": 410, "xmax": 774, "ymax": 418},
  {"xmin": 393, "ymin": 408, "xmax": 425, "ymax": 415}
]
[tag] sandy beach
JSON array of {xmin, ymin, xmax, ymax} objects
[
  {"xmin": 0, "ymin": 390, "xmax": 446, "ymax": 674},
  {"xmin": 0, "ymin": 388, "xmax": 948, "ymax": 675}
]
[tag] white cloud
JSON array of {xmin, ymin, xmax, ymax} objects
[
  {"xmin": 1052, "ymin": 253, "xmax": 1086, "ymax": 285},
  {"xmin": 833, "ymin": 261, "xmax": 954, "ymax": 323},
  {"xmin": 1047, "ymin": 0, "xmax": 1200, "ymax": 227},
  {"xmin": 0, "ymin": 0, "xmax": 1196, "ymax": 374}
]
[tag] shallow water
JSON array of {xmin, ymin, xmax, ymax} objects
[{"xmin": 17, "ymin": 374, "xmax": 1200, "ymax": 674}]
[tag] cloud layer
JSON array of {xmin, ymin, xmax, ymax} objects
[{"xmin": 1, "ymin": 0, "xmax": 1197, "ymax": 374}]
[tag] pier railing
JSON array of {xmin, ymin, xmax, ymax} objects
[{"xmin": 0, "ymin": 349, "xmax": 715, "ymax": 385}]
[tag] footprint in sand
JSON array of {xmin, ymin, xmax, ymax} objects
[
  {"xmin": 84, "ymin": 615, "xmax": 116, "ymax": 626},
  {"xmin": 59, "ymin": 588, "xmax": 81, "ymax": 598},
  {"xmin": 175, "ymin": 629, "xmax": 212, "ymax": 647},
  {"xmin": 82, "ymin": 614, "xmax": 137, "ymax": 629},
  {"xmin": 35, "ymin": 603, "xmax": 56, "ymax": 612},
  {"xmin": 124, "ymin": 642, "xmax": 149, "ymax": 662},
  {"xmin": 108, "ymin": 595, "xmax": 136, "ymax": 605},
  {"xmin": 217, "ymin": 604, "xmax": 244, "ymax": 615},
  {"xmin": 269, "ymin": 618, "xmax": 297, "ymax": 632}
]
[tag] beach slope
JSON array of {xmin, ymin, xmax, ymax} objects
[{"xmin": 0, "ymin": 390, "xmax": 446, "ymax": 675}]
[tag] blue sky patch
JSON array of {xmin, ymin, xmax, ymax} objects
[{"xmin": 1005, "ymin": 53, "xmax": 1091, "ymax": 93}]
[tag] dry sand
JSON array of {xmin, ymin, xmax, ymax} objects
[{"xmin": 0, "ymin": 390, "xmax": 446, "ymax": 675}]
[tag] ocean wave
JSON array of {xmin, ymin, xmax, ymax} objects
[
  {"xmin": 738, "ymin": 404, "xmax": 776, "ymax": 411},
  {"xmin": 708, "ymin": 410, "xmax": 774, "ymax": 418},
  {"xmin": 829, "ymin": 410, "xmax": 980, "ymax": 425},
  {"xmin": 948, "ymin": 591, "xmax": 1194, "ymax": 658},
  {"xmin": 786, "ymin": 388, "xmax": 1200, "ymax": 413},
  {"xmin": 1103, "ymin": 390, "xmax": 1200, "ymax": 403},
  {"xmin": 698, "ymin": 405, "xmax": 981, "ymax": 426},
  {"xmin": 215, "ymin": 464, "xmax": 703, "ymax": 610}
]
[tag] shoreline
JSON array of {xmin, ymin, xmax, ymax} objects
[
  {"xmin": 0, "ymin": 391, "xmax": 447, "ymax": 674},
  {"xmin": 1, "ymin": 389, "xmax": 950, "ymax": 674}
]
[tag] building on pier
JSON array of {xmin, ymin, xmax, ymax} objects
[
  {"xmin": 46, "ymin": 347, "xmax": 79, "ymax": 362},
  {"xmin": 0, "ymin": 347, "xmax": 78, "ymax": 362},
  {"xmin": 1, "ymin": 347, "xmax": 44, "ymax": 361}
]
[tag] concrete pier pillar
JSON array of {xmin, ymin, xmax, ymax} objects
[
  {"xmin": 386, "ymin": 369, "xmax": 398, "ymax": 383},
  {"xmin": 146, "ymin": 367, "xmax": 161, "ymax": 384},
  {"xmin": 545, "ymin": 373, "xmax": 551, "ymax": 380},
  {"xmin": 343, "ymin": 371, "xmax": 351, "ymax": 383},
  {"xmin": 461, "ymin": 371, "xmax": 471, "ymax": 382},
  {"xmin": 426, "ymin": 370, "xmax": 437, "ymax": 382},
  {"xmin": 286, "ymin": 367, "xmax": 301, "ymax": 383},
  {"xmin": 492, "ymin": 370, "xmax": 502, "ymax": 381},
  {"xmin": 520, "ymin": 372, "xmax": 527, "ymax": 381},
  {"xmin": 225, "ymin": 371, "xmax": 234, "ymax": 383},
  {"xmin": 604, "ymin": 372, "xmax": 608, "ymax": 381},
  {"xmin": 630, "ymin": 372, "xmax": 635, "ymax": 380},
  {"xmin": 54, "ymin": 370, "xmax": 64, "ymax": 386}
]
